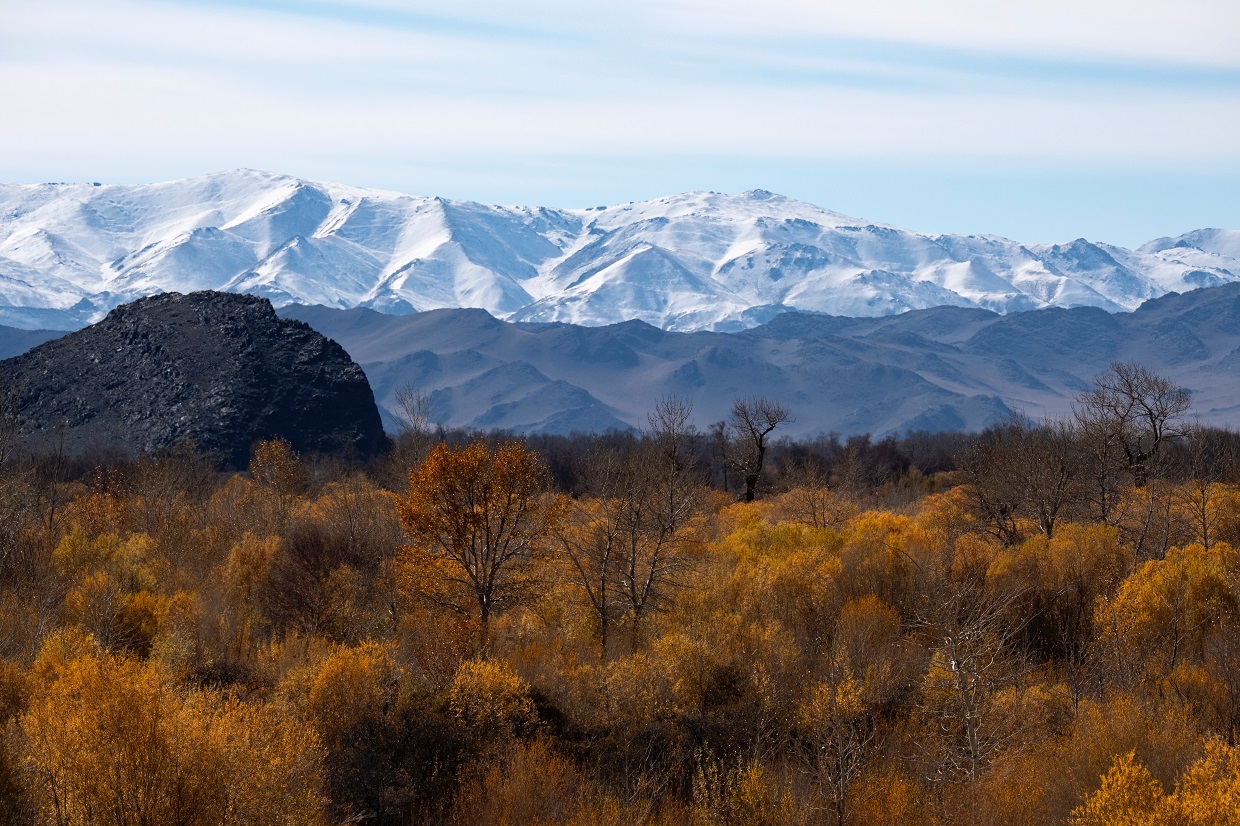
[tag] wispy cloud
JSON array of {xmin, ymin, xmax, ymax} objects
[
  {"xmin": 655, "ymin": 0, "xmax": 1240, "ymax": 67},
  {"xmin": 1, "ymin": 0, "xmax": 1237, "ymax": 243}
]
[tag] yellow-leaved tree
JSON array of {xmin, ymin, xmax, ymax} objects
[
  {"xmin": 396, "ymin": 440, "xmax": 562, "ymax": 640},
  {"xmin": 1071, "ymin": 743, "xmax": 1240, "ymax": 826},
  {"xmin": 1094, "ymin": 542, "xmax": 1238, "ymax": 682},
  {"xmin": 19, "ymin": 636, "xmax": 327, "ymax": 825},
  {"xmin": 1070, "ymin": 751, "xmax": 1177, "ymax": 826}
]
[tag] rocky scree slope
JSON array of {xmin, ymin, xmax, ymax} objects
[{"xmin": 1, "ymin": 291, "xmax": 387, "ymax": 465}]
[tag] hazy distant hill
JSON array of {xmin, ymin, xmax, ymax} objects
[
  {"xmin": 277, "ymin": 283, "xmax": 1240, "ymax": 437},
  {"xmin": 2, "ymin": 170, "xmax": 1237, "ymax": 332},
  {"xmin": 0, "ymin": 325, "xmax": 62, "ymax": 359}
]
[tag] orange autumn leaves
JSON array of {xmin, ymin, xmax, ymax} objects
[
  {"xmin": 396, "ymin": 441, "xmax": 563, "ymax": 629},
  {"xmin": 1, "ymin": 432, "xmax": 1240, "ymax": 824},
  {"xmin": 20, "ymin": 637, "xmax": 326, "ymax": 826}
]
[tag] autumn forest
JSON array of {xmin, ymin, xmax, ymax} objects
[{"xmin": 2, "ymin": 363, "xmax": 1240, "ymax": 825}]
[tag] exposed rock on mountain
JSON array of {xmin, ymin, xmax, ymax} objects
[{"xmin": 1, "ymin": 291, "xmax": 387, "ymax": 465}]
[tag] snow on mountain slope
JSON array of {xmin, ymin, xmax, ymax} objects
[
  {"xmin": 1140, "ymin": 228, "xmax": 1240, "ymax": 259},
  {"xmin": 0, "ymin": 171, "xmax": 1237, "ymax": 331}
]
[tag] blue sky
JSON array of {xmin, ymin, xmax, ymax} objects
[{"xmin": 2, "ymin": 0, "xmax": 1238, "ymax": 247}]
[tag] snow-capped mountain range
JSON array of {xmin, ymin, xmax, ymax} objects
[{"xmin": 1, "ymin": 169, "xmax": 1237, "ymax": 331}]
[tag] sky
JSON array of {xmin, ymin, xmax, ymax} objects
[{"xmin": 2, "ymin": 0, "xmax": 1238, "ymax": 248}]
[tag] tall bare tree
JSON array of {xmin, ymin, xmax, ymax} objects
[
  {"xmin": 619, "ymin": 399, "xmax": 704, "ymax": 637},
  {"xmin": 390, "ymin": 383, "xmax": 437, "ymax": 471},
  {"xmin": 556, "ymin": 398, "xmax": 705, "ymax": 655},
  {"xmin": 915, "ymin": 579, "xmax": 1031, "ymax": 819},
  {"xmin": 730, "ymin": 396, "xmax": 793, "ymax": 502},
  {"xmin": 554, "ymin": 448, "xmax": 627, "ymax": 658},
  {"xmin": 1074, "ymin": 362, "xmax": 1191, "ymax": 490}
]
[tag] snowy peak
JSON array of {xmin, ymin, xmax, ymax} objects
[
  {"xmin": 0, "ymin": 170, "xmax": 1236, "ymax": 331},
  {"xmin": 1139, "ymin": 228, "xmax": 1240, "ymax": 258},
  {"xmin": 586, "ymin": 188, "xmax": 862, "ymax": 230}
]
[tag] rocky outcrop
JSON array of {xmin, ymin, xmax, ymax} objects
[{"xmin": 1, "ymin": 291, "xmax": 387, "ymax": 466}]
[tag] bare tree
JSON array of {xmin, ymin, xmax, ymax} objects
[
  {"xmin": 960, "ymin": 416, "xmax": 1085, "ymax": 543},
  {"xmin": 957, "ymin": 423, "xmax": 1026, "ymax": 546},
  {"xmin": 556, "ymin": 400, "xmax": 705, "ymax": 655},
  {"xmin": 619, "ymin": 400, "xmax": 704, "ymax": 638},
  {"xmin": 647, "ymin": 395, "xmax": 699, "ymax": 534},
  {"xmin": 1074, "ymin": 362, "xmax": 1191, "ymax": 489},
  {"xmin": 915, "ymin": 580, "xmax": 1031, "ymax": 820},
  {"xmin": 730, "ymin": 396, "xmax": 793, "ymax": 502},
  {"xmin": 391, "ymin": 383, "xmax": 437, "ymax": 470},
  {"xmin": 1021, "ymin": 418, "xmax": 1086, "ymax": 538},
  {"xmin": 393, "ymin": 384, "xmax": 431, "ymax": 437},
  {"xmin": 709, "ymin": 420, "xmax": 731, "ymax": 492},
  {"xmin": 648, "ymin": 397, "xmax": 694, "ymax": 476},
  {"xmin": 554, "ymin": 448, "xmax": 626, "ymax": 658}
]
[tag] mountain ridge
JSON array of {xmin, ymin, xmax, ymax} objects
[
  {"xmin": 2, "ymin": 170, "xmax": 1236, "ymax": 331},
  {"xmin": 5, "ymin": 284, "xmax": 1239, "ymax": 438},
  {"xmin": 276, "ymin": 282, "xmax": 1240, "ymax": 437}
]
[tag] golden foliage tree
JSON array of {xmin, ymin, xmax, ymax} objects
[
  {"xmin": 1175, "ymin": 739, "xmax": 1240, "ymax": 825},
  {"xmin": 447, "ymin": 658, "xmax": 539, "ymax": 743},
  {"xmin": 396, "ymin": 440, "xmax": 562, "ymax": 634},
  {"xmin": 451, "ymin": 740, "xmax": 629, "ymax": 826},
  {"xmin": 280, "ymin": 641, "xmax": 446, "ymax": 822},
  {"xmin": 1095, "ymin": 542, "xmax": 1238, "ymax": 679},
  {"xmin": 249, "ymin": 437, "xmax": 306, "ymax": 525},
  {"xmin": 1069, "ymin": 751, "xmax": 1176, "ymax": 826},
  {"xmin": 985, "ymin": 522, "xmax": 1131, "ymax": 697},
  {"xmin": 19, "ymin": 643, "xmax": 327, "ymax": 825},
  {"xmin": 1170, "ymin": 481, "xmax": 1240, "ymax": 552}
]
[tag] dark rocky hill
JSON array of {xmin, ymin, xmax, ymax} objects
[{"xmin": 1, "ymin": 291, "xmax": 387, "ymax": 466}]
